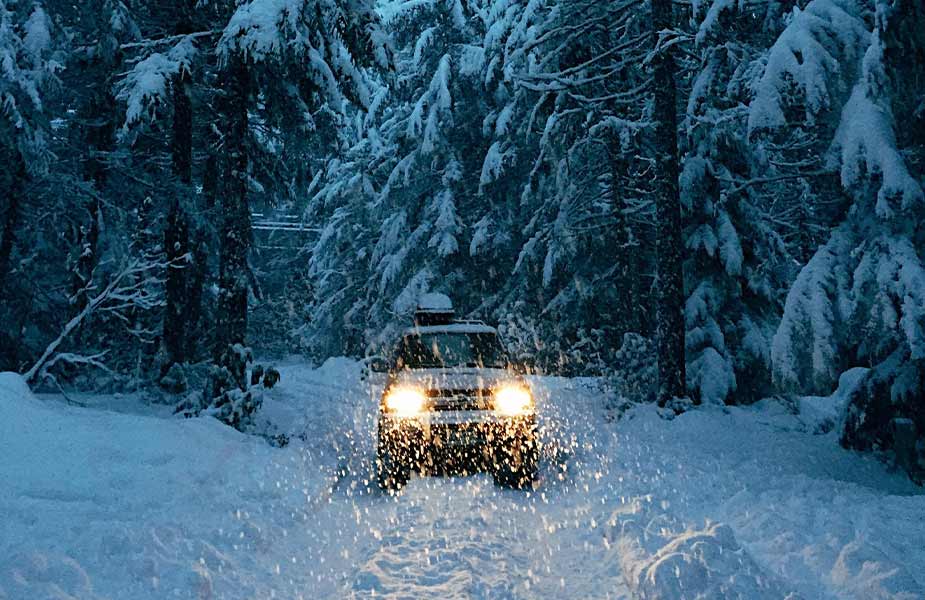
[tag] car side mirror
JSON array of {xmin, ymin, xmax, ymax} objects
[{"xmin": 366, "ymin": 356, "xmax": 391, "ymax": 373}]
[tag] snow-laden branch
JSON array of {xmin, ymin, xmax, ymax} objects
[
  {"xmin": 23, "ymin": 257, "xmax": 168, "ymax": 385},
  {"xmin": 120, "ymin": 30, "xmax": 220, "ymax": 51},
  {"xmin": 721, "ymin": 169, "xmax": 834, "ymax": 196},
  {"xmin": 117, "ymin": 38, "xmax": 197, "ymax": 132}
]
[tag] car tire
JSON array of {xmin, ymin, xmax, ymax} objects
[
  {"xmin": 492, "ymin": 436, "xmax": 538, "ymax": 489},
  {"xmin": 376, "ymin": 434, "xmax": 410, "ymax": 491}
]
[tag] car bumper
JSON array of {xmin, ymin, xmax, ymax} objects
[{"xmin": 379, "ymin": 411, "xmax": 537, "ymax": 457}]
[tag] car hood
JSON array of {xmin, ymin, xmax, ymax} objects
[{"xmin": 390, "ymin": 368, "xmax": 524, "ymax": 391}]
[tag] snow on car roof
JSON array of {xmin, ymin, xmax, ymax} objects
[
  {"xmin": 404, "ymin": 322, "xmax": 498, "ymax": 335},
  {"xmin": 417, "ymin": 292, "xmax": 454, "ymax": 312}
]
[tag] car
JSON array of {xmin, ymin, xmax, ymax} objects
[{"xmin": 374, "ymin": 294, "xmax": 539, "ymax": 491}]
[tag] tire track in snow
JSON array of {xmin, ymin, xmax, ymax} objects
[
  {"xmin": 346, "ymin": 477, "xmax": 533, "ymax": 599},
  {"xmin": 267, "ymin": 364, "xmax": 626, "ymax": 598}
]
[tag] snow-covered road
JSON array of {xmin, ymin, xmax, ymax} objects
[
  {"xmin": 339, "ymin": 373, "xmax": 625, "ymax": 600},
  {"xmin": 262, "ymin": 360, "xmax": 626, "ymax": 599},
  {"xmin": 1, "ymin": 361, "xmax": 923, "ymax": 599}
]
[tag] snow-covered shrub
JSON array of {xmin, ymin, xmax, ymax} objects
[
  {"xmin": 610, "ymin": 333, "xmax": 656, "ymax": 402},
  {"xmin": 159, "ymin": 362, "xmax": 188, "ymax": 394},
  {"xmin": 172, "ymin": 351, "xmax": 279, "ymax": 431},
  {"xmin": 199, "ymin": 346, "xmax": 262, "ymax": 430},
  {"xmin": 206, "ymin": 382, "xmax": 260, "ymax": 431},
  {"xmin": 841, "ymin": 357, "xmax": 924, "ymax": 469},
  {"xmin": 249, "ymin": 364, "xmax": 280, "ymax": 389}
]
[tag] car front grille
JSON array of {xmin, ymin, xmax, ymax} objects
[{"xmin": 426, "ymin": 389, "xmax": 492, "ymax": 411}]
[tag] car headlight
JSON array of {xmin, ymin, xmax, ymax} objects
[
  {"xmin": 383, "ymin": 387, "xmax": 426, "ymax": 417},
  {"xmin": 493, "ymin": 384, "xmax": 534, "ymax": 416}
]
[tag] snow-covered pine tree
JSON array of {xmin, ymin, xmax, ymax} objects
[
  {"xmin": 476, "ymin": 0, "xmax": 657, "ymax": 374},
  {"xmin": 307, "ymin": 0, "xmax": 490, "ymax": 357},
  {"xmin": 0, "ymin": 0, "xmax": 56, "ymax": 370},
  {"xmin": 57, "ymin": 1, "xmax": 141, "ymax": 316},
  {"xmin": 305, "ymin": 131, "xmax": 385, "ymax": 357},
  {"xmin": 41, "ymin": 0, "xmax": 179, "ymax": 382},
  {"xmin": 116, "ymin": 0, "xmax": 202, "ymax": 374},
  {"xmin": 203, "ymin": 0, "xmax": 391, "ymax": 424},
  {"xmin": 680, "ymin": 0, "xmax": 800, "ymax": 404},
  {"xmin": 758, "ymin": 0, "xmax": 925, "ymax": 463},
  {"xmin": 2, "ymin": 0, "xmax": 172, "ymax": 383}
]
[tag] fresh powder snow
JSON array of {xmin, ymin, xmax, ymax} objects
[{"xmin": 2, "ymin": 363, "xmax": 922, "ymax": 599}]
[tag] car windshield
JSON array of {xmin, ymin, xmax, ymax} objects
[{"xmin": 397, "ymin": 332, "xmax": 509, "ymax": 369}]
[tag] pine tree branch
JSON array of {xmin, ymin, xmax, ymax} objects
[
  {"xmin": 722, "ymin": 170, "xmax": 834, "ymax": 195},
  {"xmin": 121, "ymin": 30, "xmax": 221, "ymax": 51}
]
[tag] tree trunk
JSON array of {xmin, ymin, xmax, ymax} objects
[
  {"xmin": 163, "ymin": 197, "xmax": 190, "ymax": 365},
  {"xmin": 651, "ymin": 0, "xmax": 687, "ymax": 406},
  {"xmin": 183, "ymin": 121, "xmax": 222, "ymax": 364},
  {"xmin": 212, "ymin": 52, "xmax": 252, "ymax": 393},
  {"xmin": 161, "ymin": 0, "xmax": 198, "ymax": 371},
  {"xmin": 0, "ymin": 154, "xmax": 27, "ymax": 370},
  {"xmin": 0, "ymin": 156, "xmax": 26, "ymax": 297},
  {"xmin": 183, "ymin": 236, "xmax": 209, "ymax": 361},
  {"xmin": 163, "ymin": 69, "xmax": 194, "ymax": 369}
]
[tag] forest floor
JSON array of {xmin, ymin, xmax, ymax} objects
[{"xmin": 1, "ymin": 360, "xmax": 923, "ymax": 599}]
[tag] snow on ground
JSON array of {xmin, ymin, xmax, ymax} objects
[{"xmin": 1, "ymin": 362, "xmax": 923, "ymax": 599}]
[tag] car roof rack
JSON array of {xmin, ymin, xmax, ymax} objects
[{"xmin": 452, "ymin": 318, "xmax": 488, "ymax": 326}]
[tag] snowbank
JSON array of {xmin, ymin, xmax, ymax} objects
[
  {"xmin": 0, "ymin": 371, "xmax": 33, "ymax": 404},
  {"xmin": 605, "ymin": 403, "xmax": 925, "ymax": 600},
  {"xmin": 0, "ymin": 369, "xmax": 336, "ymax": 599},
  {"xmin": 607, "ymin": 499, "xmax": 794, "ymax": 599}
]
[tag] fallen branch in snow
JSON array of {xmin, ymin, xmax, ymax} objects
[
  {"xmin": 50, "ymin": 377, "xmax": 88, "ymax": 407},
  {"xmin": 40, "ymin": 351, "xmax": 112, "ymax": 378}
]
